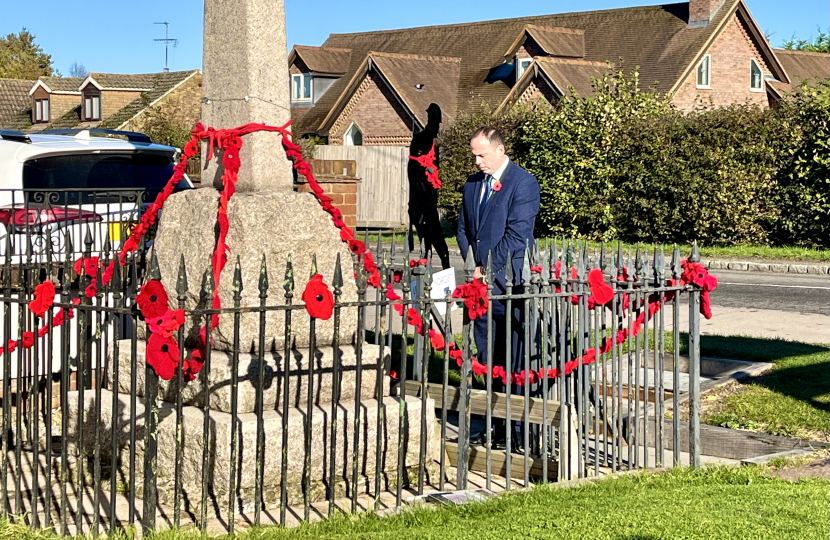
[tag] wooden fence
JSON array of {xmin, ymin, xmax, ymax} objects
[{"xmin": 314, "ymin": 145, "xmax": 409, "ymax": 229}]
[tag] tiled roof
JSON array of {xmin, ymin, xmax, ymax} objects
[
  {"xmin": 98, "ymin": 70, "xmax": 199, "ymax": 129},
  {"xmin": 369, "ymin": 53, "xmax": 461, "ymax": 126},
  {"xmin": 291, "ymin": 46, "xmax": 352, "ymax": 75},
  {"xmin": 87, "ymin": 73, "xmax": 158, "ymax": 90},
  {"xmin": 768, "ymin": 49, "xmax": 829, "ymax": 95},
  {"xmin": 0, "ymin": 78, "xmax": 35, "ymax": 129},
  {"xmin": 536, "ymin": 58, "xmax": 611, "ymax": 97},
  {"xmin": 506, "ymin": 26, "xmax": 585, "ymax": 59},
  {"xmin": 18, "ymin": 70, "xmax": 199, "ymax": 133},
  {"xmin": 36, "ymin": 76, "xmax": 85, "ymax": 93},
  {"xmin": 295, "ymin": 1, "xmax": 746, "ymax": 136}
]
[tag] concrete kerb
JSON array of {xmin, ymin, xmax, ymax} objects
[{"xmin": 439, "ymin": 246, "xmax": 828, "ymax": 275}]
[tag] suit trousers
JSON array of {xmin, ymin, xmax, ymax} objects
[{"xmin": 473, "ymin": 297, "xmax": 526, "ymax": 439}]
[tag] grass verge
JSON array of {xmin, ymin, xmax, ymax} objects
[
  {"xmin": 366, "ymin": 232, "xmax": 829, "ymax": 262},
  {"xmin": 3, "ymin": 466, "xmax": 826, "ymax": 540},
  {"xmin": 692, "ymin": 336, "xmax": 830, "ymax": 441}
]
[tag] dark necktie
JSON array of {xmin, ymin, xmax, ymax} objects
[{"xmin": 478, "ymin": 175, "xmax": 491, "ymax": 221}]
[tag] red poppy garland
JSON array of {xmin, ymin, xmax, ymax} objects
[{"xmin": 408, "ymin": 143, "xmax": 441, "ymax": 189}]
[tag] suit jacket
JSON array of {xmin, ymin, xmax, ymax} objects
[{"xmin": 456, "ymin": 160, "xmax": 540, "ymax": 309}]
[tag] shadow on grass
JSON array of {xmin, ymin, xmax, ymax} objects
[{"xmin": 696, "ymin": 334, "xmax": 830, "ymax": 433}]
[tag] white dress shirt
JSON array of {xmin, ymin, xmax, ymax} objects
[{"xmin": 479, "ymin": 156, "xmax": 511, "ymax": 203}]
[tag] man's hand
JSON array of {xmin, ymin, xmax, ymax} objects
[{"xmin": 473, "ymin": 266, "xmax": 484, "ymax": 280}]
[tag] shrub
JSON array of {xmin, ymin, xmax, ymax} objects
[{"xmin": 435, "ymin": 69, "xmax": 829, "ymax": 247}]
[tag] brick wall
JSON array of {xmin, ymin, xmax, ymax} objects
[
  {"xmin": 673, "ymin": 14, "xmax": 771, "ymax": 111},
  {"xmin": 295, "ymin": 159, "xmax": 359, "ymax": 229},
  {"xmin": 329, "ymin": 71, "xmax": 413, "ymax": 146},
  {"xmin": 123, "ymin": 72, "xmax": 202, "ymax": 133},
  {"xmin": 515, "ymin": 77, "xmax": 557, "ymax": 109},
  {"xmin": 101, "ymin": 90, "xmax": 142, "ymax": 120},
  {"xmin": 49, "ymin": 93, "xmax": 80, "ymax": 122},
  {"xmin": 689, "ymin": 0, "xmax": 721, "ymax": 24}
]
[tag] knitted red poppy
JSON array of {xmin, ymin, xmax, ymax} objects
[
  {"xmin": 74, "ymin": 256, "xmax": 99, "ymax": 278},
  {"xmin": 21, "ymin": 332, "xmax": 34, "ymax": 349},
  {"xmin": 28, "ymin": 280, "xmax": 56, "ymax": 318},
  {"xmin": 136, "ymin": 280, "xmax": 169, "ymax": 319},
  {"xmin": 146, "ymin": 333, "xmax": 180, "ymax": 380},
  {"xmin": 406, "ymin": 308, "xmax": 424, "ymax": 334},
  {"xmin": 301, "ymin": 274, "xmax": 335, "ymax": 320},
  {"xmin": 452, "ymin": 279, "xmax": 488, "ymax": 320},
  {"xmin": 428, "ymin": 329, "xmax": 445, "ymax": 350},
  {"xmin": 587, "ymin": 268, "xmax": 614, "ymax": 306}
]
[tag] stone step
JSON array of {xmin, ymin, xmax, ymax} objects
[
  {"xmin": 108, "ymin": 340, "xmax": 389, "ymax": 414},
  {"xmin": 65, "ymin": 388, "xmax": 438, "ymax": 513}
]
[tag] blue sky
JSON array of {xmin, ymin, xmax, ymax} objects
[{"xmin": 2, "ymin": 0, "xmax": 827, "ymax": 75}]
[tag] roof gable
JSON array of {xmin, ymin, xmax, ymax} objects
[
  {"xmin": 319, "ymin": 52, "xmax": 460, "ymax": 133},
  {"xmin": 294, "ymin": 2, "xmax": 755, "ymax": 136},
  {"xmin": 30, "ymin": 77, "xmax": 84, "ymax": 95},
  {"xmin": 289, "ymin": 46, "xmax": 352, "ymax": 75},
  {"xmin": 504, "ymin": 25, "xmax": 585, "ymax": 59}
]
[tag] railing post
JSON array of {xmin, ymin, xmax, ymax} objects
[
  {"xmin": 687, "ymin": 243, "xmax": 701, "ymax": 468},
  {"xmin": 142, "ymin": 250, "xmax": 161, "ymax": 533},
  {"xmin": 457, "ymin": 246, "xmax": 476, "ymax": 489}
]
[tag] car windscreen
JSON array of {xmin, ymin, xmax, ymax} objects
[{"xmin": 22, "ymin": 152, "xmax": 190, "ymax": 204}]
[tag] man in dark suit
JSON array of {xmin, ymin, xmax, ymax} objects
[{"xmin": 456, "ymin": 125, "xmax": 540, "ymax": 447}]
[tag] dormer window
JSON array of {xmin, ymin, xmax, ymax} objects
[
  {"xmin": 82, "ymin": 85, "xmax": 101, "ymax": 121},
  {"xmin": 750, "ymin": 58, "xmax": 763, "ymax": 91},
  {"xmin": 516, "ymin": 57, "xmax": 532, "ymax": 80},
  {"xmin": 34, "ymin": 98, "xmax": 50, "ymax": 123},
  {"xmin": 292, "ymin": 73, "xmax": 312, "ymax": 102}
]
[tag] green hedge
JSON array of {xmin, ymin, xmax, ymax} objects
[{"xmin": 436, "ymin": 69, "xmax": 830, "ymax": 248}]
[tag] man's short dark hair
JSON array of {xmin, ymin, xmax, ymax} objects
[{"xmin": 471, "ymin": 126, "xmax": 505, "ymax": 148}]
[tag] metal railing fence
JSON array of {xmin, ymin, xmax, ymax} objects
[{"xmin": 0, "ymin": 198, "xmax": 702, "ymax": 536}]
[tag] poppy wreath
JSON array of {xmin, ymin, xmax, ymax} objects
[{"xmin": 408, "ymin": 143, "xmax": 441, "ymax": 189}]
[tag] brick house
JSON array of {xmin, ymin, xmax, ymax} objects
[
  {"xmin": 0, "ymin": 70, "xmax": 201, "ymax": 136},
  {"xmin": 766, "ymin": 49, "xmax": 830, "ymax": 106},
  {"xmin": 289, "ymin": 0, "xmax": 799, "ymax": 145}
]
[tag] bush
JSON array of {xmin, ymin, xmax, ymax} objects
[
  {"xmin": 435, "ymin": 69, "xmax": 829, "ymax": 247},
  {"xmin": 772, "ymin": 81, "xmax": 830, "ymax": 247}
]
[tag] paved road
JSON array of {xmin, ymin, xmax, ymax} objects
[
  {"xmin": 430, "ymin": 254, "xmax": 829, "ymax": 316},
  {"xmin": 385, "ymin": 252, "xmax": 829, "ymax": 342}
]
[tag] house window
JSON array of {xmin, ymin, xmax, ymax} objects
[
  {"xmin": 516, "ymin": 57, "xmax": 532, "ymax": 80},
  {"xmin": 34, "ymin": 98, "xmax": 50, "ymax": 123},
  {"xmin": 84, "ymin": 95, "xmax": 101, "ymax": 121},
  {"xmin": 696, "ymin": 54, "xmax": 711, "ymax": 88},
  {"xmin": 291, "ymin": 73, "xmax": 312, "ymax": 102},
  {"xmin": 750, "ymin": 58, "xmax": 764, "ymax": 91},
  {"xmin": 344, "ymin": 123, "xmax": 363, "ymax": 146}
]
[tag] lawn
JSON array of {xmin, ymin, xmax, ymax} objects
[
  {"xmin": 2, "ymin": 466, "xmax": 826, "ymax": 540},
  {"xmin": 367, "ymin": 232, "xmax": 829, "ymax": 262},
  {"xmin": 694, "ymin": 336, "xmax": 830, "ymax": 440}
]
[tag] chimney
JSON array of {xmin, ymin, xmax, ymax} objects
[{"xmin": 688, "ymin": 0, "xmax": 724, "ymax": 26}]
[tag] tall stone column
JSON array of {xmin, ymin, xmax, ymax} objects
[{"xmin": 201, "ymin": 0, "xmax": 293, "ymax": 192}]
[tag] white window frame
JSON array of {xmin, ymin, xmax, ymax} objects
[
  {"xmin": 749, "ymin": 58, "xmax": 764, "ymax": 92},
  {"xmin": 696, "ymin": 54, "xmax": 711, "ymax": 89},
  {"xmin": 344, "ymin": 122, "xmax": 363, "ymax": 146},
  {"xmin": 34, "ymin": 99, "xmax": 50, "ymax": 123},
  {"xmin": 516, "ymin": 57, "xmax": 532, "ymax": 80},
  {"xmin": 84, "ymin": 95, "xmax": 101, "ymax": 121},
  {"xmin": 291, "ymin": 73, "xmax": 312, "ymax": 102}
]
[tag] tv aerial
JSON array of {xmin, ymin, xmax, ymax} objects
[{"xmin": 154, "ymin": 22, "xmax": 179, "ymax": 72}]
